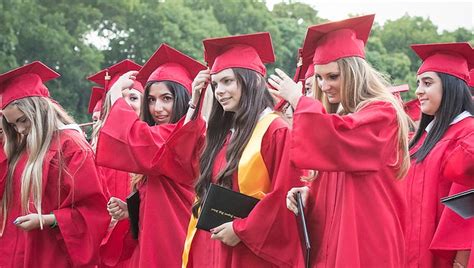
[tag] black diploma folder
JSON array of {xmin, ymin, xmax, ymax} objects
[
  {"xmin": 196, "ymin": 183, "xmax": 259, "ymax": 231},
  {"xmin": 296, "ymin": 192, "xmax": 311, "ymax": 268},
  {"xmin": 441, "ymin": 189, "xmax": 474, "ymax": 219},
  {"xmin": 126, "ymin": 190, "xmax": 140, "ymax": 239}
]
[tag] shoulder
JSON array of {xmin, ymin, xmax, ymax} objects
[
  {"xmin": 263, "ymin": 115, "xmax": 290, "ymax": 142},
  {"xmin": 358, "ymin": 100, "xmax": 397, "ymax": 114},
  {"xmin": 53, "ymin": 129, "xmax": 93, "ymax": 156},
  {"xmin": 446, "ymin": 116, "xmax": 474, "ymax": 141}
]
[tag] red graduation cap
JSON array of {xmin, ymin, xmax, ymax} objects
[
  {"xmin": 293, "ymin": 49, "xmax": 315, "ymax": 82},
  {"xmin": 135, "ymin": 44, "xmax": 206, "ymax": 93},
  {"xmin": 302, "ymin": 14, "xmax": 375, "ymax": 65},
  {"xmin": 389, "ymin": 84, "xmax": 409, "ymax": 94},
  {"xmin": 87, "ymin": 59, "xmax": 142, "ymax": 92},
  {"xmin": 304, "ymin": 63, "xmax": 315, "ymax": 80},
  {"xmin": 404, "ymin": 98, "xmax": 421, "ymax": 121},
  {"xmin": 411, "ymin": 42, "xmax": 474, "ymax": 83},
  {"xmin": 88, "ymin": 86, "xmax": 105, "ymax": 114},
  {"xmin": 0, "ymin": 61, "xmax": 59, "ymax": 109},
  {"xmin": 203, "ymin": 32, "xmax": 275, "ymax": 76},
  {"xmin": 389, "ymin": 84, "xmax": 409, "ymax": 102}
]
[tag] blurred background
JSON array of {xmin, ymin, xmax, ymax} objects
[{"xmin": 1, "ymin": 0, "xmax": 473, "ymax": 123}]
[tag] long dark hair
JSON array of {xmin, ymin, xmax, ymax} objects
[
  {"xmin": 141, "ymin": 81, "xmax": 191, "ymax": 126},
  {"xmin": 192, "ymin": 68, "xmax": 275, "ymax": 217},
  {"xmin": 410, "ymin": 72, "xmax": 474, "ymax": 162}
]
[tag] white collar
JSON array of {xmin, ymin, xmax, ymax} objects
[
  {"xmin": 59, "ymin": 123, "xmax": 82, "ymax": 134},
  {"xmin": 259, "ymin": 107, "xmax": 273, "ymax": 120},
  {"xmin": 425, "ymin": 111, "xmax": 473, "ymax": 133}
]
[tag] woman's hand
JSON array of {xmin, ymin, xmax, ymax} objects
[
  {"xmin": 268, "ymin": 68, "xmax": 303, "ymax": 108},
  {"xmin": 191, "ymin": 68, "xmax": 211, "ymax": 107},
  {"xmin": 109, "ymin": 70, "xmax": 139, "ymax": 105},
  {"xmin": 286, "ymin": 186, "xmax": 310, "ymax": 215},
  {"xmin": 14, "ymin": 213, "xmax": 55, "ymax": 231},
  {"xmin": 185, "ymin": 69, "xmax": 210, "ymax": 124},
  {"xmin": 210, "ymin": 222, "xmax": 241, "ymax": 246},
  {"xmin": 107, "ymin": 197, "xmax": 129, "ymax": 221}
]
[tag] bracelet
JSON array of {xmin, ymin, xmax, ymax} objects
[
  {"xmin": 188, "ymin": 100, "xmax": 197, "ymax": 109},
  {"xmin": 50, "ymin": 213, "xmax": 58, "ymax": 229}
]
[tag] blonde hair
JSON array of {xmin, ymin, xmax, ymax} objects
[
  {"xmin": 90, "ymin": 93, "xmax": 113, "ymax": 152},
  {"xmin": 1, "ymin": 97, "xmax": 75, "ymax": 233},
  {"xmin": 90, "ymin": 91, "xmax": 146, "ymax": 191},
  {"xmin": 337, "ymin": 57, "xmax": 410, "ymax": 179}
]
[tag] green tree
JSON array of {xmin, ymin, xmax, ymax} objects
[
  {"xmin": 103, "ymin": 0, "xmax": 228, "ymax": 65},
  {"xmin": 1, "ymin": 0, "xmax": 105, "ymax": 122}
]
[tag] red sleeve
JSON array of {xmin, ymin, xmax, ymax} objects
[
  {"xmin": 52, "ymin": 133, "xmax": 110, "ymax": 267},
  {"xmin": 100, "ymin": 220, "xmax": 137, "ymax": 266},
  {"xmin": 96, "ymin": 98, "xmax": 179, "ymax": 175},
  {"xmin": 149, "ymin": 116, "xmax": 206, "ymax": 185},
  {"xmin": 430, "ymin": 183, "xmax": 474, "ymax": 258},
  {"xmin": 233, "ymin": 119, "xmax": 305, "ymax": 267},
  {"xmin": 441, "ymin": 132, "xmax": 474, "ymax": 187},
  {"xmin": 291, "ymin": 96, "xmax": 399, "ymax": 172}
]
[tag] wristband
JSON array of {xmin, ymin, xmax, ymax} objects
[
  {"xmin": 50, "ymin": 213, "xmax": 58, "ymax": 229},
  {"xmin": 188, "ymin": 100, "xmax": 197, "ymax": 109}
]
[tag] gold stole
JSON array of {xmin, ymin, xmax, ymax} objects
[{"xmin": 181, "ymin": 113, "xmax": 279, "ymax": 267}]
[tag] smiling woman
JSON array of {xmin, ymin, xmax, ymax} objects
[
  {"xmin": 270, "ymin": 14, "xmax": 412, "ymax": 268},
  {"xmin": 406, "ymin": 42, "xmax": 474, "ymax": 268},
  {"xmin": 211, "ymin": 68, "xmax": 243, "ymax": 112},
  {"xmin": 94, "ymin": 43, "xmax": 207, "ymax": 267},
  {"xmin": 182, "ymin": 32, "xmax": 303, "ymax": 268},
  {"xmin": 415, "ymin": 71, "xmax": 443, "ymax": 116},
  {"xmin": 143, "ymin": 80, "xmax": 187, "ymax": 125}
]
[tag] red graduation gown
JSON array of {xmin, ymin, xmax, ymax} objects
[
  {"xmin": 405, "ymin": 116, "xmax": 474, "ymax": 267},
  {"xmin": 0, "ymin": 143, "xmax": 26, "ymax": 268},
  {"xmin": 99, "ymin": 166, "xmax": 131, "ymax": 201},
  {"xmin": 96, "ymin": 99, "xmax": 205, "ymax": 267},
  {"xmin": 430, "ymin": 131, "xmax": 474, "ymax": 267},
  {"xmin": 99, "ymin": 185, "xmax": 142, "ymax": 268},
  {"xmin": 13, "ymin": 129, "xmax": 110, "ymax": 267},
  {"xmin": 187, "ymin": 117, "xmax": 303, "ymax": 267},
  {"xmin": 291, "ymin": 96, "xmax": 406, "ymax": 268}
]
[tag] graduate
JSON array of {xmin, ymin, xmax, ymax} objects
[
  {"xmin": 182, "ymin": 32, "xmax": 303, "ymax": 268},
  {"xmin": 271, "ymin": 15, "xmax": 412, "ymax": 267},
  {"xmin": 87, "ymin": 59, "xmax": 143, "ymax": 201},
  {"xmin": 87, "ymin": 60, "xmax": 145, "ymax": 268},
  {"xmin": 0, "ymin": 61, "xmax": 109, "ymax": 267},
  {"xmin": 404, "ymin": 42, "xmax": 474, "ymax": 268},
  {"xmin": 95, "ymin": 44, "xmax": 206, "ymax": 267},
  {"xmin": 0, "ymin": 108, "xmax": 23, "ymax": 268}
]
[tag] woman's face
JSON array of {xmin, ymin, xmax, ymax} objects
[
  {"xmin": 415, "ymin": 71, "xmax": 443, "ymax": 116},
  {"xmin": 148, "ymin": 82, "xmax": 174, "ymax": 125},
  {"xmin": 3, "ymin": 104, "xmax": 31, "ymax": 135},
  {"xmin": 211, "ymin": 68, "xmax": 242, "ymax": 112},
  {"xmin": 123, "ymin": 88, "xmax": 143, "ymax": 116},
  {"xmin": 314, "ymin": 61, "xmax": 341, "ymax": 103},
  {"xmin": 92, "ymin": 111, "xmax": 100, "ymax": 123},
  {"xmin": 304, "ymin": 76, "xmax": 314, "ymax": 96}
]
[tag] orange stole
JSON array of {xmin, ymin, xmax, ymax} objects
[{"xmin": 181, "ymin": 113, "xmax": 279, "ymax": 267}]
